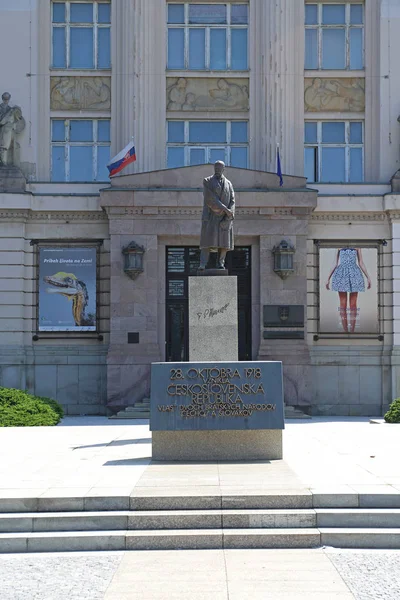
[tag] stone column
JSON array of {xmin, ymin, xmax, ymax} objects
[
  {"xmin": 250, "ymin": 0, "xmax": 305, "ymax": 176},
  {"xmin": 112, "ymin": 0, "xmax": 166, "ymax": 174}
]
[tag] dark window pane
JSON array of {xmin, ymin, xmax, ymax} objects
[
  {"xmin": 231, "ymin": 5, "xmax": 248, "ymax": 24},
  {"xmin": 350, "ymin": 148, "xmax": 363, "ymax": 181},
  {"xmin": 98, "ymin": 3, "xmax": 111, "ymax": 24},
  {"xmin": 97, "ymin": 145, "xmax": 110, "ymax": 180},
  {"xmin": 190, "ymin": 148, "xmax": 206, "ymax": 165},
  {"xmin": 189, "ymin": 4, "xmax": 226, "ymax": 24},
  {"xmin": 305, "ymin": 122, "xmax": 317, "ymax": 143},
  {"xmin": 70, "ymin": 28, "xmax": 94, "ymax": 68},
  {"xmin": 210, "ymin": 29, "xmax": 227, "ymax": 70},
  {"xmin": 305, "ymin": 29, "xmax": 318, "ymax": 69},
  {"xmin": 98, "ymin": 27, "xmax": 111, "ymax": 68},
  {"xmin": 52, "ymin": 27, "xmax": 66, "ymax": 68},
  {"xmin": 167, "ymin": 248, "xmax": 185, "ymax": 272},
  {"xmin": 52, "ymin": 146, "xmax": 65, "ymax": 181},
  {"xmin": 209, "ymin": 148, "xmax": 226, "ymax": 164},
  {"xmin": 168, "ymin": 280, "xmax": 185, "ymax": 297},
  {"xmin": 189, "ymin": 121, "xmax": 226, "ymax": 143},
  {"xmin": 231, "ymin": 147, "xmax": 247, "ymax": 168},
  {"xmin": 168, "ymin": 4, "xmax": 185, "ymax": 24},
  {"xmin": 52, "ymin": 120, "xmax": 65, "ymax": 142},
  {"xmin": 189, "ymin": 29, "xmax": 206, "ymax": 69},
  {"xmin": 167, "ymin": 147, "xmax": 185, "ymax": 168},
  {"xmin": 322, "ymin": 29, "xmax": 345, "ymax": 69},
  {"xmin": 350, "ymin": 122, "xmax": 362, "ymax": 144},
  {"xmin": 304, "ymin": 147, "xmax": 317, "ymax": 182},
  {"xmin": 70, "ymin": 3, "xmax": 93, "ymax": 23},
  {"xmin": 168, "ymin": 121, "xmax": 185, "ymax": 142},
  {"xmin": 231, "ymin": 121, "xmax": 248, "ymax": 143},
  {"xmin": 53, "ymin": 3, "xmax": 65, "ymax": 23},
  {"xmin": 350, "ymin": 28, "xmax": 363, "ymax": 69},
  {"xmin": 350, "ymin": 4, "xmax": 363, "ymax": 24},
  {"xmin": 231, "ymin": 29, "xmax": 247, "ymax": 70},
  {"xmin": 70, "ymin": 146, "xmax": 93, "ymax": 180},
  {"xmin": 98, "ymin": 120, "xmax": 111, "ymax": 142},
  {"xmin": 322, "ymin": 122, "xmax": 345, "ymax": 143},
  {"xmin": 322, "ymin": 4, "xmax": 345, "ymax": 24},
  {"xmin": 168, "ymin": 29, "xmax": 185, "ymax": 69},
  {"xmin": 70, "ymin": 120, "xmax": 93, "ymax": 142},
  {"xmin": 305, "ymin": 4, "xmax": 318, "ymax": 25},
  {"xmin": 321, "ymin": 147, "xmax": 345, "ymax": 182}
]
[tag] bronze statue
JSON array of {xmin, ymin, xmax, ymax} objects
[{"xmin": 199, "ymin": 161, "xmax": 235, "ymax": 270}]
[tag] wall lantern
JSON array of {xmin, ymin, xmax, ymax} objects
[
  {"xmin": 122, "ymin": 241, "xmax": 145, "ymax": 280},
  {"xmin": 272, "ymin": 240, "xmax": 295, "ymax": 280}
]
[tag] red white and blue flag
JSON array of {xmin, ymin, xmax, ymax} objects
[{"xmin": 107, "ymin": 140, "xmax": 136, "ymax": 177}]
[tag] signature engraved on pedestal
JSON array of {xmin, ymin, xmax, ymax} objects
[{"xmin": 197, "ymin": 302, "xmax": 230, "ymax": 320}]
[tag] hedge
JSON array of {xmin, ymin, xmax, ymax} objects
[{"xmin": 0, "ymin": 387, "xmax": 63, "ymax": 427}]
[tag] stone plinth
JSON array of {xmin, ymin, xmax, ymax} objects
[
  {"xmin": 152, "ymin": 430, "xmax": 282, "ymax": 461},
  {"xmin": 0, "ymin": 166, "xmax": 26, "ymax": 192},
  {"xmin": 189, "ymin": 276, "xmax": 238, "ymax": 362}
]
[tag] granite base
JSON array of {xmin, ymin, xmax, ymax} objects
[{"xmin": 152, "ymin": 429, "xmax": 283, "ymax": 461}]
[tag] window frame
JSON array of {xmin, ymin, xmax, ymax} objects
[
  {"xmin": 304, "ymin": 120, "xmax": 364, "ymax": 183},
  {"xmin": 51, "ymin": 118, "xmax": 111, "ymax": 182},
  {"xmin": 305, "ymin": 2, "xmax": 364, "ymax": 70},
  {"xmin": 166, "ymin": 119, "xmax": 249, "ymax": 168},
  {"xmin": 167, "ymin": 3, "xmax": 249, "ymax": 71},
  {"xmin": 51, "ymin": 1, "xmax": 111, "ymax": 70}
]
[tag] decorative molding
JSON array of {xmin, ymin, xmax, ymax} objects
[
  {"xmin": 0, "ymin": 210, "xmax": 107, "ymax": 222},
  {"xmin": 311, "ymin": 213, "xmax": 388, "ymax": 222}
]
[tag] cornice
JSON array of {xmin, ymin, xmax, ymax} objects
[{"xmin": 311, "ymin": 212, "xmax": 388, "ymax": 222}]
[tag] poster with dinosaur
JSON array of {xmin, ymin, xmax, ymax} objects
[{"xmin": 39, "ymin": 247, "xmax": 97, "ymax": 331}]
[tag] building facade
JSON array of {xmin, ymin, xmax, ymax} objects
[{"xmin": 0, "ymin": 0, "xmax": 399, "ymax": 415}]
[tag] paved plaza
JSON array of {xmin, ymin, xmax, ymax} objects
[{"xmin": 0, "ymin": 417, "xmax": 399, "ymax": 598}]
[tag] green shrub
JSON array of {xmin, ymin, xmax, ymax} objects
[
  {"xmin": 384, "ymin": 398, "xmax": 400, "ymax": 423},
  {"xmin": 0, "ymin": 387, "xmax": 63, "ymax": 427}
]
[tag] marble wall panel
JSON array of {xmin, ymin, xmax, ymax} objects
[
  {"xmin": 166, "ymin": 77, "xmax": 249, "ymax": 112},
  {"xmin": 51, "ymin": 77, "xmax": 111, "ymax": 111},
  {"xmin": 304, "ymin": 78, "xmax": 365, "ymax": 112}
]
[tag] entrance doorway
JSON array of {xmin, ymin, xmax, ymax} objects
[{"xmin": 166, "ymin": 246, "xmax": 252, "ymax": 361}]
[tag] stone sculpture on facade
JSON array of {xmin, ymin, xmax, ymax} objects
[
  {"xmin": 0, "ymin": 92, "xmax": 25, "ymax": 167},
  {"xmin": 304, "ymin": 78, "xmax": 365, "ymax": 112},
  {"xmin": 167, "ymin": 78, "xmax": 249, "ymax": 112},
  {"xmin": 199, "ymin": 161, "xmax": 235, "ymax": 271},
  {"xmin": 50, "ymin": 77, "xmax": 111, "ymax": 111}
]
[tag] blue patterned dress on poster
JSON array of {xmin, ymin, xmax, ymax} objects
[{"xmin": 331, "ymin": 248, "xmax": 365, "ymax": 292}]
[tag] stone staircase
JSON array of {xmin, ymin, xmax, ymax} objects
[
  {"xmin": 109, "ymin": 398, "xmax": 151, "ymax": 419},
  {"xmin": 1, "ymin": 493, "xmax": 400, "ymax": 552}
]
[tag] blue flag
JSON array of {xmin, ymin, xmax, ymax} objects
[{"xmin": 277, "ymin": 147, "xmax": 283, "ymax": 187}]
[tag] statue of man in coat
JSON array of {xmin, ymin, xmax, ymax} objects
[{"xmin": 199, "ymin": 161, "xmax": 235, "ymax": 270}]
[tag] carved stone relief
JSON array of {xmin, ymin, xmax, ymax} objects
[
  {"xmin": 50, "ymin": 77, "xmax": 111, "ymax": 110},
  {"xmin": 304, "ymin": 78, "xmax": 365, "ymax": 112},
  {"xmin": 167, "ymin": 78, "xmax": 249, "ymax": 112}
]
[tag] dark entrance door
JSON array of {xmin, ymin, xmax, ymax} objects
[{"xmin": 166, "ymin": 246, "xmax": 252, "ymax": 361}]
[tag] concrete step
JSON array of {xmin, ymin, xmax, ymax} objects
[
  {"xmin": 320, "ymin": 528, "xmax": 400, "ymax": 549},
  {"xmin": 126, "ymin": 528, "xmax": 321, "ymax": 550},
  {"xmin": 0, "ymin": 509, "xmax": 317, "ymax": 533},
  {"xmin": 317, "ymin": 508, "xmax": 400, "ymax": 528}
]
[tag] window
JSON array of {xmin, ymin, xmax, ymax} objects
[
  {"xmin": 167, "ymin": 3, "xmax": 248, "ymax": 70},
  {"xmin": 304, "ymin": 121, "xmax": 363, "ymax": 182},
  {"xmin": 52, "ymin": 2, "xmax": 111, "ymax": 69},
  {"xmin": 305, "ymin": 3, "xmax": 363, "ymax": 70},
  {"xmin": 51, "ymin": 119, "xmax": 110, "ymax": 181},
  {"xmin": 167, "ymin": 120, "xmax": 248, "ymax": 168}
]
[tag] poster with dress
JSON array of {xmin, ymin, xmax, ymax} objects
[{"xmin": 319, "ymin": 247, "xmax": 378, "ymax": 334}]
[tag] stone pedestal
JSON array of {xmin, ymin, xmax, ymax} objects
[
  {"xmin": 189, "ymin": 276, "xmax": 238, "ymax": 362},
  {"xmin": 151, "ymin": 275, "xmax": 284, "ymax": 461},
  {"xmin": 0, "ymin": 166, "xmax": 26, "ymax": 192}
]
